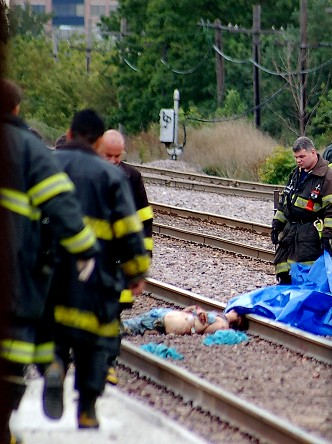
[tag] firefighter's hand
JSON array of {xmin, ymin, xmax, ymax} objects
[
  {"xmin": 322, "ymin": 238, "xmax": 332, "ymax": 255},
  {"xmin": 271, "ymin": 228, "xmax": 280, "ymax": 245},
  {"xmin": 76, "ymin": 258, "xmax": 95, "ymax": 282},
  {"xmin": 271, "ymin": 220, "xmax": 284, "ymax": 245},
  {"xmin": 129, "ymin": 279, "xmax": 145, "ymax": 296}
]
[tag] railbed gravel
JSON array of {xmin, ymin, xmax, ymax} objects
[{"xmin": 115, "ymin": 160, "xmax": 332, "ymax": 444}]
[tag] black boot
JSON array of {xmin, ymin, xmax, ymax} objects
[
  {"xmin": 42, "ymin": 359, "xmax": 65, "ymax": 420},
  {"xmin": 77, "ymin": 390, "xmax": 99, "ymax": 429}
]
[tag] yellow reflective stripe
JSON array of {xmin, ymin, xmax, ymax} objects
[
  {"xmin": 28, "ymin": 172, "xmax": 74, "ymax": 206},
  {"xmin": 275, "ymin": 262, "xmax": 290, "ymax": 274},
  {"xmin": 274, "ymin": 210, "xmax": 286, "ymax": 223},
  {"xmin": 137, "ymin": 205, "xmax": 153, "ymax": 223},
  {"xmin": 322, "ymin": 194, "xmax": 332, "ymax": 207},
  {"xmin": 144, "ymin": 237, "xmax": 153, "ymax": 252},
  {"xmin": 84, "ymin": 216, "xmax": 113, "ymax": 240},
  {"xmin": 276, "ymin": 259, "xmax": 315, "ymax": 275},
  {"xmin": 119, "ymin": 289, "xmax": 134, "ymax": 304},
  {"xmin": 295, "ymin": 196, "xmax": 321, "ymax": 212},
  {"xmin": 60, "ymin": 225, "xmax": 96, "ymax": 254},
  {"xmin": 1, "ymin": 339, "xmax": 35, "ymax": 364},
  {"xmin": 34, "ymin": 342, "xmax": 55, "ymax": 364},
  {"xmin": 323, "ymin": 218, "xmax": 332, "ymax": 228},
  {"xmin": 121, "ymin": 254, "xmax": 150, "ymax": 277},
  {"xmin": 54, "ymin": 305, "xmax": 120, "ymax": 337},
  {"xmin": 113, "ymin": 214, "xmax": 142, "ymax": 238},
  {"xmin": 0, "ymin": 188, "xmax": 41, "ymax": 220}
]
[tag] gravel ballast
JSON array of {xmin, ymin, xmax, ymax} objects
[{"xmin": 116, "ymin": 160, "xmax": 332, "ymax": 443}]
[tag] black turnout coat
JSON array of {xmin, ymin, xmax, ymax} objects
[
  {"xmin": 0, "ymin": 115, "xmax": 98, "ymax": 365},
  {"xmin": 273, "ymin": 155, "xmax": 332, "ymax": 275},
  {"xmin": 51, "ymin": 142, "xmax": 150, "ymax": 353}
]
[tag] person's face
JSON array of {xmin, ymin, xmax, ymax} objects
[
  {"xmin": 100, "ymin": 143, "xmax": 124, "ymax": 165},
  {"xmin": 293, "ymin": 148, "xmax": 317, "ymax": 171}
]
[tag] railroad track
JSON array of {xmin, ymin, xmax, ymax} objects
[
  {"xmin": 129, "ymin": 163, "xmax": 283, "ymax": 200},
  {"xmin": 151, "ymin": 202, "xmax": 274, "ymax": 262},
  {"xmin": 151, "ymin": 202, "xmax": 271, "ymax": 235},
  {"xmin": 119, "ymin": 278, "xmax": 331, "ymax": 444},
  {"xmin": 149, "ymin": 204, "xmax": 332, "ymax": 362},
  {"xmin": 153, "ymin": 222, "xmax": 274, "ymax": 262},
  {"xmin": 143, "ymin": 278, "xmax": 332, "ymax": 365},
  {"xmin": 120, "ymin": 341, "xmax": 328, "ymax": 444}
]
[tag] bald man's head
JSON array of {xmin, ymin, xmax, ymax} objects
[{"xmin": 100, "ymin": 129, "xmax": 125, "ymax": 165}]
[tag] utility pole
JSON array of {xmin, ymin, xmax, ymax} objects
[
  {"xmin": 52, "ymin": 28, "xmax": 58, "ymax": 62},
  {"xmin": 201, "ymin": 12, "xmax": 280, "ymax": 129},
  {"xmin": 299, "ymin": 0, "xmax": 308, "ymax": 135},
  {"xmin": 214, "ymin": 19, "xmax": 224, "ymax": 107},
  {"xmin": 86, "ymin": 19, "xmax": 92, "ymax": 75},
  {"xmin": 252, "ymin": 5, "xmax": 261, "ymax": 128}
]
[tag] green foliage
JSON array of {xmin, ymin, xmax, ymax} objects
[
  {"xmin": 8, "ymin": 2, "xmax": 52, "ymax": 38},
  {"xmin": 8, "ymin": 35, "xmax": 118, "ymax": 136},
  {"xmin": 215, "ymin": 89, "xmax": 246, "ymax": 118},
  {"xmin": 309, "ymin": 87, "xmax": 332, "ymax": 148},
  {"xmin": 4, "ymin": 0, "xmax": 332, "ymax": 148},
  {"xmin": 258, "ymin": 145, "xmax": 295, "ymax": 184}
]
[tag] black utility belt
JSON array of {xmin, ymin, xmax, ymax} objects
[{"xmin": 289, "ymin": 220, "xmax": 314, "ymax": 225}]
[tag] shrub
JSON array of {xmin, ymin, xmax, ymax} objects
[{"xmin": 258, "ymin": 145, "xmax": 295, "ymax": 184}]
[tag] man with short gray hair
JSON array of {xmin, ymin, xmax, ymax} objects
[{"xmin": 271, "ymin": 136, "xmax": 332, "ymax": 284}]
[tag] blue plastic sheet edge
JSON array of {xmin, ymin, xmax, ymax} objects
[{"xmin": 225, "ymin": 252, "xmax": 332, "ymax": 336}]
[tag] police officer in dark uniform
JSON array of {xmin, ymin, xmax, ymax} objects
[{"xmin": 99, "ymin": 129, "xmax": 153, "ymax": 385}]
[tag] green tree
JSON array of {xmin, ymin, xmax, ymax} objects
[
  {"xmin": 309, "ymin": 88, "xmax": 332, "ymax": 147},
  {"xmin": 260, "ymin": 0, "xmax": 332, "ymax": 140},
  {"xmin": 7, "ymin": 1, "xmax": 52, "ymax": 38},
  {"xmin": 100, "ymin": 0, "xmax": 302, "ymax": 134},
  {"xmin": 8, "ymin": 35, "xmax": 118, "ymax": 140}
]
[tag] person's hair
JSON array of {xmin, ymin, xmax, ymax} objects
[
  {"xmin": 322, "ymin": 144, "xmax": 332, "ymax": 163},
  {"xmin": 70, "ymin": 109, "xmax": 105, "ymax": 144},
  {"xmin": 0, "ymin": 78, "xmax": 23, "ymax": 114},
  {"xmin": 229, "ymin": 314, "xmax": 249, "ymax": 331},
  {"xmin": 54, "ymin": 133, "xmax": 67, "ymax": 149},
  {"xmin": 292, "ymin": 136, "xmax": 315, "ymax": 153}
]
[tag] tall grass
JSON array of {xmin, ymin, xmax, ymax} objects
[
  {"xmin": 182, "ymin": 120, "xmax": 278, "ymax": 181},
  {"xmin": 127, "ymin": 119, "xmax": 279, "ymax": 181}
]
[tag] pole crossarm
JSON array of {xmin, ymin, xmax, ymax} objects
[{"xmin": 199, "ymin": 20, "xmax": 282, "ymax": 36}]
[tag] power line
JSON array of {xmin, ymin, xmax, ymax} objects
[
  {"xmin": 212, "ymin": 45, "xmax": 332, "ymax": 76},
  {"xmin": 160, "ymin": 49, "xmax": 212, "ymax": 75},
  {"xmin": 186, "ymin": 82, "xmax": 288, "ymax": 123}
]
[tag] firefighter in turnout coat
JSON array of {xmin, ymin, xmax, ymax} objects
[
  {"xmin": 0, "ymin": 79, "xmax": 98, "ymax": 444},
  {"xmin": 44, "ymin": 110, "xmax": 150, "ymax": 429},
  {"xmin": 271, "ymin": 136, "xmax": 332, "ymax": 284}
]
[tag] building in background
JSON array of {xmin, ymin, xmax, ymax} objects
[{"xmin": 9, "ymin": 0, "xmax": 118, "ymax": 35}]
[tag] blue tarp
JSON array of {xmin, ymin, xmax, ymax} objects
[{"xmin": 225, "ymin": 252, "xmax": 332, "ymax": 336}]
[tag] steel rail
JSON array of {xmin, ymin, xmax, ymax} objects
[
  {"xmin": 144, "ymin": 173, "xmax": 275, "ymax": 199},
  {"xmin": 153, "ymin": 222, "xmax": 274, "ymax": 262},
  {"xmin": 144, "ymin": 278, "xmax": 332, "ymax": 365},
  {"xmin": 120, "ymin": 341, "xmax": 329, "ymax": 444},
  {"xmin": 129, "ymin": 163, "xmax": 284, "ymax": 193},
  {"xmin": 151, "ymin": 201, "xmax": 272, "ymax": 235}
]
